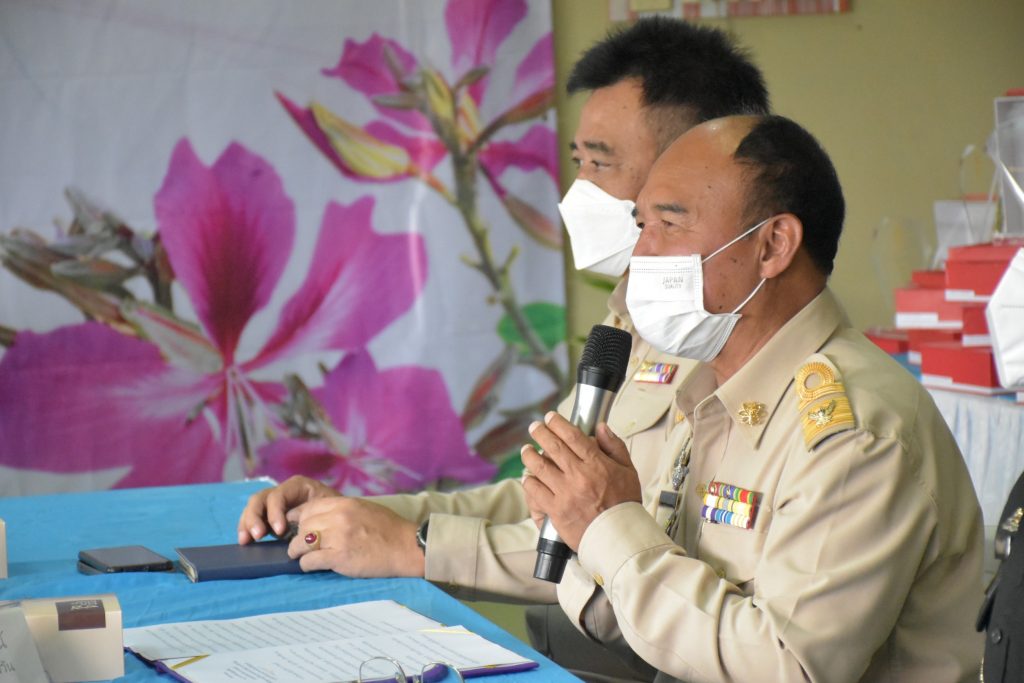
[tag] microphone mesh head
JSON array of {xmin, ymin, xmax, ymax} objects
[{"xmin": 579, "ymin": 324, "xmax": 632, "ymax": 387}]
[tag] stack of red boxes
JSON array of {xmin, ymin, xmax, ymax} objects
[
  {"xmin": 889, "ymin": 238, "xmax": 1024, "ymax": 394},
  {"xmin": 863, "ymin": 327, "xmax": 909, "ymax": 355}
]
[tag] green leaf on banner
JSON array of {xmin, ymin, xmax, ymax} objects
[
  {"xmin": 579, "ymin": 271, "xmax": 618, "ymax": 294},
  {"xmin": 492, "ymin": 450, "xmax": 525, "ymax": 481},
  {"xmin": 497, "ymin": 302, "xmax": 565, "ymax": 353}
]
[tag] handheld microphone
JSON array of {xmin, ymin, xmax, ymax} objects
[{"xmin": 533, "ymin": 324, "xmax": 632, "ymax": 583}]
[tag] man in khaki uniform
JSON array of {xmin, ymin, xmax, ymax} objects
[
  {"xmin": 237, "ymin": 18, "xmax": 768, "ymax": 681},
  {"xmin": 238, "ymin": 18, "xmax": 766, "ymax": 583},
  {"xmin": 523, "ymin": 115, "xmax": 984, "ymax": 682}
]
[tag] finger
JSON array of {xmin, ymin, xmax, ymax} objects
[
  {"xmin": 263, "ymin": 486, "xmax": 291, "ymax": 537},
  {"xmin": 521, "ymin": 474, "xmax": 555, "ymax": 516},
  {"xmin": 287, "ymin": 531, "xmax": 309, "ymax": 559},
  {"xmin": 527, "ymin": 419, "xmax": 578, "ymax": 472},
  {"xmin": 543, "ymin": 411, "xmax": 600, "ymax": 462},
  {"xmin": 295, "ymin": 495, "xmax": 346, "ymax": 522},
  {"xmin": 299, "ymin": 550, "xmax": 337, "ymax": 573},
  {"xmin": 288, "ymin": 523, "xmax": 326, "ymax": 559},
  {"xmin": 237, "ymin": 491, "xmax": 270, "ymax": 545},
  {"xmin": 520, "ymin": 444, "xmax": 563, "ymax": 487},
  {"xmin": 596, "ymin": 423, "xmax": 631, "ymax": 467},
  {"xmin": 285, "ymin": 504, "xmax": 304, "ymax": 524}
]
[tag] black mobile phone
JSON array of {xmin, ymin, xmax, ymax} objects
[{"xmin": 77, "ymin": 545, "xmax": 174, "ymax": 574}]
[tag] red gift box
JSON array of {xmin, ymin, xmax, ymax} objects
[
  {"xmin": 944, "ymin": 238, "xmax": 1024, "ymax": 301},
  {"xmin": 894, "ymin": 286, "xmax": 966, "ymax": 330},
  {"xmin": 864, "ymin": 327, "xmax": 909, "ymax": 355},
  {"xmin": 911, "ymin": 269, "xmax": 946, "ymax": 289},
  {"xmin": 906, "ymin": 329, "xmax": 961, "ymax": 365},
  {"xmin": 919, "ymin": 342, "xmax": 1011, "ymax": 394},
  {"xmin": 960, "ymin": 304, "xmax": 990, "ymax": 347}
]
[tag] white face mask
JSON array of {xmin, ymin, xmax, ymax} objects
[
  {"xmin": 626, "ymin": 219, "xmax": 770, "ymax": 362},
  {"xmin": 986, "ymin": 248, "xmax": 1024, "ymax": 388},
  {"xmin": 558, "ymin": 179, "xmax": 641, "ymax": 277}
]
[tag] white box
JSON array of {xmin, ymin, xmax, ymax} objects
[
  {"xmin": 994, "ymin": 96, "xmax": 1024, "ymax": 234},
  {"xmin": 932, "ymin": 198, "xmax": 996, "ymax": 267},
  {"xmin": 20, "ymin": 594, "xmax": 124, "ymax": 682}
]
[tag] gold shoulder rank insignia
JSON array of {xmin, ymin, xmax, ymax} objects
[
  {"xmin": 807, "ymin": 399, "xmax": 835, "ymax": 426},
  {"xmin": 795, "ymin": 356, "xmax": 855, "ymax": 450}
]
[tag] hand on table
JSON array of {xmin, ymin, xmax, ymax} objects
[
  {"xmin": 237, "ymin": 475, "xmax": 339, "ymax": 544},
  {"xmin": 287, "ymin": 497, "xmax": 424, "ymax": 578},
  {"xmin": 521, "ymin": 412, "xmax": 642, "ymax": 551}
]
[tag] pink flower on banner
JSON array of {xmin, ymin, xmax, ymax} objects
[
  {"xmin": 0, "ymin": 323, "xmax": 225, "ymax": 488},
  {"xmin": 276, "ymin": 0, "xmax": 559, "ymax": 245},
  {"xmin": 0, "ymin": 139, "xmax": 493, "ymax": 490},
  {"xmin": 257, "ymin": 352, "xmax": 495, "ymax": 494}
]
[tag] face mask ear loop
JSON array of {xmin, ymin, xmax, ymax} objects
[
  {"xmin": 701, "ymin": 217, "xmax": 772, "ymax": 264},
  {"xmin": 730, "ymin": 277, "xmax": 767, "ymax": 315}
]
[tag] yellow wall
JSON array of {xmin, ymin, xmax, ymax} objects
[{"xmin": 552, "ymin": 0, "xmax": 1024, "ymax": 355}]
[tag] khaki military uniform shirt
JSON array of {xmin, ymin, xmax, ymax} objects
[
  {"xmin": 557, "ymin": 288, "xmax": 985, "ymax": 682},
  {"xmin": 374, "ymin": 280, "xmax": 698, "ymax": 603}
]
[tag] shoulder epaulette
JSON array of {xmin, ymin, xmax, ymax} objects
[{"xmin": 795, "ymin": 354, "xmax": 855, "ymax": 451}]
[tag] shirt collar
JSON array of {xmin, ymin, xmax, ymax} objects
[{"xmin": 677, "ymin": 288, "xmax": 848, "ymax": 446}]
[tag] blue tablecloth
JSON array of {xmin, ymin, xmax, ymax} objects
[{"xmin": 0, "ymin": 480, "xmax": 579, "ymax": 682}]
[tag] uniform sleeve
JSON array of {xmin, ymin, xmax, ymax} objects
[
  {"xmin": 424, "ymin": 515, "xmax": 556, "ymax": 603},
  {"xmin": 370, "ymin": 478, "xmax": 529, "ymax": 524},
  {"xmin": 574, "ymin": 429, "xmax": 937, "ymax": 683},
  {"xmin": 371, "ymin": 480, "xmax": 555, "ymax": 602},
  {"xmin": 366, "ymin": 389, "xmax": 578, "ymax": 603}
]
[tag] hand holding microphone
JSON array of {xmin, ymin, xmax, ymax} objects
[{"xmin": 529, "ymin": 324, "xmax": 632, "ymax": 583}]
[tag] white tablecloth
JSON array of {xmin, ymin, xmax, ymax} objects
[{"xmin": 929, "ymin": 389, "xmax": 1024, "ymax": 526}]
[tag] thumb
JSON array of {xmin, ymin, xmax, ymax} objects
[{"xmin": 596, "ymin": 423, "xmax": 630, "ymax": 466}]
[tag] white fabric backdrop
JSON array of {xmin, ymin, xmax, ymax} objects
[{"xmin": 0, "ymin": 0, "xmax": 565, "ymax": 494}]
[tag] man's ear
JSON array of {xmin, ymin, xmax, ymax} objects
[{"xmin": 758, "ymin": 213, "xmax": 802, "ymax": 278}]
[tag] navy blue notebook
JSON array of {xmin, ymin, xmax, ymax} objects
[{"xmin": 174, "ymin": 540, "xmax": 302, "ymax": 582}]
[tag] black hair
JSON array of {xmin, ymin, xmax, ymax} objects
[
  {"xmin": 733, "ymin": 115, "xmax": 845, "ymax": 276},
  {"xmin": 567, "ymin": 17, "xmax": 770, "ymax": 124}
]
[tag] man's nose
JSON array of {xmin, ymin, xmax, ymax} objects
[{"xmin": 631, "ymin": 223, "xmax": 657, "ymax": 257}]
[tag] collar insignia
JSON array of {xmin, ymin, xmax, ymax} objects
[{"xmin": 737, "ymin": 402, "xmax": 766, "ymax": 426}]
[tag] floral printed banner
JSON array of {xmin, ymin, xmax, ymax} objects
[{"xmin": 0, "ymin": 0, "xmax": 564, "ymax": 495}]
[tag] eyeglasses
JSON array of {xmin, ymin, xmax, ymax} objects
[{"xmin": 357, "ymin": 656, "xmax": 465, "ymax": 683}]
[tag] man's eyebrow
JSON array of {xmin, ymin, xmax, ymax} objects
[
  {"xmin": 653, "ymin": 202, "xmax": 687, "ymax": 215},
  {"xmin": 582, "ymin": 140, "xmax": 614, "ymax": 155},
  {"xmin": 569, "ymin": 140, "xmax": 614, "ymax": 155}
]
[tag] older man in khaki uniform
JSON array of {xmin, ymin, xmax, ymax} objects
[{"xmin": 523, "ymin": 115, "xmax": 984, "ymax": 682}]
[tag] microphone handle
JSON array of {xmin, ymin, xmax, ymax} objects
[{"xmin": 534, "ymin": 383, "xmax": 617, "ymax": 583}]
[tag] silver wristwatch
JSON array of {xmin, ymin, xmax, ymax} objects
[{"xmin": 415, "ymin": 519, "xmax": 430, "ymax": 554}]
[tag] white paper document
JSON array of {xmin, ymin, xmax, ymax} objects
[
  {"xmin": 123, "ymin": 600, "xmax": 535, "ymax": 683},
  {"xmin": 0, "ymin": 602, "xmax": 49, "ymax": 683}
]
